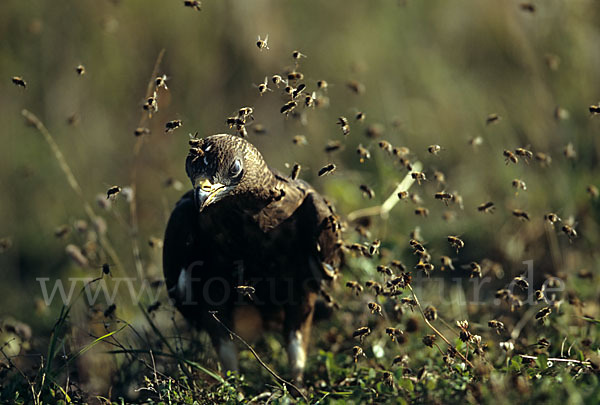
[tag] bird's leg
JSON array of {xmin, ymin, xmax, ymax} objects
[
  {"xmin": 284, "ymin": 291, "xmax": 316, "ymax": 382},
  {"xmin": 204, "ymin": 312, "xmax": 239, "ymax": 374}
]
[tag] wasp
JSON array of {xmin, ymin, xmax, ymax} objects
[
  {"xmin": 503, "ymin": 149, "xmax": 518, "ymax": 164},
  {"xmin": 134, "ymin": 127, "xmax": 150, "ymax": 137},
  {"xmin": 346, "ymin": 281, "xmax": 363, "ymax": 296},
  {"xmin": 155, "ymin": 74, "xmax": 168, "ymax": 89},
  {"xmin": 440, "ymin": 255, "xmax": 454, "ymax": 271},
  {"xmin": 563, "ymin": 142, "xmax": 577, "ymax": 160},
  {"xmin": 337, "ymin": 117, "xmax": 350, "ymax": 135},
  {"xmin": 535, "ymin": 152, "xmax": 552, "ymax": 167},
  {"xmin": 236, "ymin": 285, "xmax": 256, "ymax": 300},
  {"xmin": 347, "ymin": 80, "xmax": 365, "ymax": 94},
  {"xmin": 477, "ymin": 201, "xmax": 495, "ymax": 213},
  {"xmin": 287, "ymin": 71, "xmax": 304, "ymax": 81},
  {"xmin": 365, "ymin": 280, "xmax": 383, "ymax": 295},
  {"xmin": 289, "ymin": 163, "xmax": 301, "ymax": 180},
  {"xmin": 427, "ymin": 144, "xmax": 442, "ymax": 155},
  {"xmin": 468, "ymin": 136, "xmax": 483, "ymax": 148},
  {"xmin": 514, "ymin": 276, "xmax": 529, "ymax": 290},
  {"xmin": 378, "ymin": 140, "xmax": 393, "ymax": 154},
  {"xmin": 486, "ymin": 113, "xmax": 500, "ymax": 125},
  {"xmin": 423, "ymin": 305, "xmax": 437, "ymax": 322},
  {"xmin": 356, "ymin": 144, "xmax": 370, "ymax": 163},
  {"xmin": 360, "ymin": 184, "xmax": 375, "ymax": 199},
  {"xmin": 411, "ymin": 171, "xmax": 426, "ymax": 185},
  {"xmin": 280, "ymin": 100, "xmax": 297, "ymax": 115},
  {"xmin": 488, "ymin": 320, "xmax": 505, "ymax": 334},
  {"xmin": 414, "ymin": 207, "xmax": 429, "ymax": 217},
  {"xmin": 184, "ymin": 0, "xmax": 201, "ymax": 11},
  {"xmin": 544, "ymin": 213, "xmax": 561, "ymax": 226},
  {"xmin": 535, "ymin": 306, "xmax": 552, "ymax": 322},
  {"xmin": 292, "ymin": 83, "xmax": 306, "ymax": 99},
  {"xmin": 104, "ymin": 303, "xmax": 117, "ymax": 318},
  {"xmin": 512, "ymin": 209, "xmax": 530, "ymax": 221},
  {"xmin": 562, "ymin": 224, "xmax": 577, "ymax": 241},
  {"xmin": 435, "ymin": 192, "xmax": 453, "ymax": 205},
  {"xmin": 256, "ymin": 34, "xmax": 269, "ymax": 50},
  {"xmin": 512, "ymin": 179, "xmax": 527, "ymax": 191},
  {"xmin": 368, "ymin": 302, "xmax": 383, "ymax": 316},
  {"xmin": 520, "ymin": 3, "xmax": 535, "ymax": 12},
  {"xmin": 318, "ymin": 164, "xmax": 336, "ymax": 177},
  {"xmin": 469, "ymin": 262, "xmax": 482, "ymax": 278},
  {"xmin": 386, "ymin": 327, "xmax": 403, "ymax": 342},
  {"xmin": 256, "ymin": 76, "xmax": 270, "ymax": 95},
  {"xmin": 352, "ymin": 346, "xmax": 365, "ymax": 363},
  {"xmin": 11, "ymin": 76, "xmax": 26, "ymax": 88},
  {"xmin": 106, "ymin": 186, "xmax": 121, "ymax": 200},
  {"xmin": 76, "ymin": 65, "xmax": 86, "ymax": 76},
  {"xmin": 448, "ymin": 235, "xmax": 464, "ymax": 252},
  {"xmin": 515, "ymin": 147, "xmax": 533, "ymax": 161},
  {"xmin": 165, "ymin": 120, "xmax": 183, "ymax": 133},
  {"xmin": 422, "ymin": 335, "xmax": 437, "ymax": 348},
  {"xmin": 292, "ymin": 50, "xmax": 307, "ymax": 60},
  {"xmin": 397, "ymin": 190, "xmax": 409, "ymax": 200},
  {"xmin": 353, "ymin": 326, "xmax": 371, "ymax": 343}
]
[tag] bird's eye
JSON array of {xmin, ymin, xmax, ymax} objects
[{"xmin": 229, "ymin": 159, "xmax": 243, "ymax": 178}]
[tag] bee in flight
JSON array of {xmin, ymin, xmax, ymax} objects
[{"xmin": 256, "ymin": 34, "xmax": 269, "ymax": 50}]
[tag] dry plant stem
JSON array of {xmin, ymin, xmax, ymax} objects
[
  {"xmin": 21, "ymin": 109, "xmax": 123, "ymax": 272},
  {"xmin": 347, "ymin": 161, "xmax": 422, "ymax": 221},
  {"xmin": 519, "ymin": 354, "xmax": 591, "ymax": 367},
  {"xmin": 128, "ymin": 48, "xmax": 166, "ymax": 280},
  {"xmin": 210, "ymin": 312, "xmax": 309, "ymax": 403},
  {"xmin": 407, "ymin": 285, "xmax": 474, "ymax": 369}
]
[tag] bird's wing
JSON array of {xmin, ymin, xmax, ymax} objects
[{"xmin": 162, "ymin": 190, "xmax": 202, "ymax": 301}]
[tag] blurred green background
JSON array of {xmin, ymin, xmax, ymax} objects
[{"xmin": 1, "ymin": 0, "xmax": 600, "ymax": 399}]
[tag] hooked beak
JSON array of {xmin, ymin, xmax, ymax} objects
[{"xmin": 193, "ymin": 178, "xmax": 226, "ymax": 211}]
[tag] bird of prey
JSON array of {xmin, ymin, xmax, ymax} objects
[{"xmin": 163, "ymin": 134, "xmax": 343, "ymax": 381}]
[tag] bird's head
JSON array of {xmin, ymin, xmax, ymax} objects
[{"xmin": 185, "ymin": 134, "xmax": 274, "ymax": 211}]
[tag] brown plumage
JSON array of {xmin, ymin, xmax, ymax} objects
[{"xmin": 163, "ymin": 134, "xmax": 342, "ymax": 381}]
